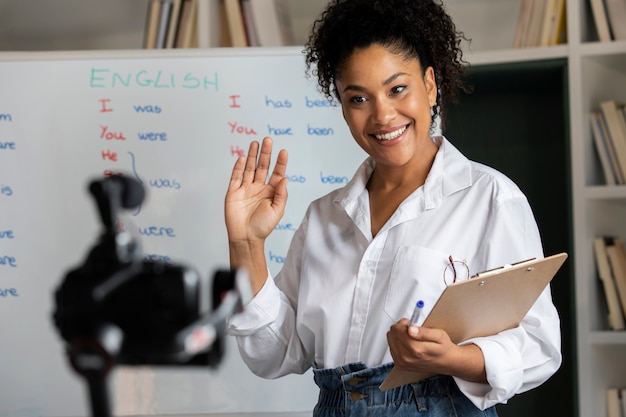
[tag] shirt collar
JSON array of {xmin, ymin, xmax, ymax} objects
[
  {"xmin": 423, "ymin": 136, "xmax": 473, "ymax": 209},
  {"xmin": 333, "ymin": 136, "xmax": 472, "ymax": 211}
]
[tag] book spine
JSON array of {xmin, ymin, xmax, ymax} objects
[{"xmin": 593, "ymin": 237, "xmax": 626, "ymax": 330}]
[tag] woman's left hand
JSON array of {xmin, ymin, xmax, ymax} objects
[{"xmin": 386, "ymin": 319, "xmax": 487, "ymax": 383}]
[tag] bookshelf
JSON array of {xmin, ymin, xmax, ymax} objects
[
  {"xmin": 2, "ymin": 0, "xmax": 626, "ymax": 416},
  {"xmin": 571, "ymin": 0, "xmax": 626, "ymax": 416},
  {"xmin": 441, "ymin": 1, "xmax": 626, "ymax": 415}
]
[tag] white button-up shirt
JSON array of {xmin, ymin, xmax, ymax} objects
[{"xmin": 228, "ymin": 137, "xmax": 562, "ymax": 410}]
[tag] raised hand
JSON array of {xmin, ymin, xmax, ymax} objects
[
  {"xmin": 225, "ymin": 137, "xmax": 289, "ymax": 243},
  {"xmin": 224, "ymin": 137, "xmax": 288, "ymax": 293}
]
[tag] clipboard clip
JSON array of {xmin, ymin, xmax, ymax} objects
[{"xmin": 471, "ymin": 257, "xmax": 537, "ymax": 278}]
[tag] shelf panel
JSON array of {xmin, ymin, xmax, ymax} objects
[
  {"xmin": 585, "ymin": 186, "xmax": 626, "ymax": 199},
  {"xmin": 466, "ymin": 45, "xmax": 569, "ymax": 66},
  {"xmin": 590, "ymin": 331, "xmax": 626, "ymax": 345},
  {"xmin": 580, "ymin": 40, "xmax": 626, "ymax": 57}
]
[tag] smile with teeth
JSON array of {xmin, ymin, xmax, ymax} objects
[{"xmin": 373, "ymin": 125, "xmax": 407, "ymax": 141}]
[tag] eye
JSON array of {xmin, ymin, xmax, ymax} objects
[
  {"xmin": 390, "ymin": 85, "xmax": 407, "ymax": 95},
  {"xmin": 349, "ymin": 95, "xmax": 368, "ymax": 104}
]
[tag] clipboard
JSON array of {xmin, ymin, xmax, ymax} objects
[{"xmin": 379, "ymin": 252, "xmax": 568, "ymax": 391}]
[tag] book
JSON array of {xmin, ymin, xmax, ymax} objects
[
  {"xmin": 600, "ymin": 111, "xmax": 626, "ymax": 183},
  {"xmin": 189, "ymin": 3, "xmax": 199, "ymax": 48},
  {"xmin": 606, "ymin": 237, "xmax": 626, "ymax": 321},
  {"xmin": 590, "ymin": 112, "xmax": 619, "ymax": 185},
  {"xmin": 607, "ymin": 388, "xmax": 622, "ymax": 417},
  {"xmin": 513, "ymin": 0, "xmax": 535, "ymax": 48},
  {"xmin": 156, "ymin": 0, "xmax": 173, "ymax": 49},
  {"xmin": 539, "ymin": 0, "xmax": 557, "ymax": 46},
  {"xmin": 175, "ymin": 0, "xmax": 198, "ymax": 48},
  {"xmin": 589, "ymin": 0, "xmax": 613, "ymax": 42},
  {"xmin": 605, "ymin": 0, "xmax": 626, "ymax": 40},
  {"xmin": 600, "ymin": 100, "xmax": 626, "ymax": 182},
  {"xmin": 196, "ymin": 0, "xmax": 221, "ymax": 48},
  {"xmin": 274, "ymin": 0, "xmax": 295, "ymax": 46},
  {"xmin": 240, "ymin": 0, "xmax": 260, "ymax": 46},
  {"xmin": 590, "ymin": 111, "xmax": 615, "ymax": 185},
  {"xmin": 219, "ymin": 0, "xmax": 232, "ymax": 46},
  {"xmin": 547, "ymin": 0, "xmax": 567, "ymax": 45},
  {"xmin": 144, "ymin": 0, "xmax": 163, "ymax": 49},
  {"xmin": 593, "ymin": 237, "xmax": 625, "ymax": 330},
  {"xmin": 525, "ymin": 0, "xmax": 549, "ymax": 47},
  {"xmin": 244, "ymin": 0, "xmax": 286, "ymax": 46},
  {"xmin": 223, "ymin": 0, "xmax": 248, "ymax": 47},
  {"xmin": 165, "ymin": 0, "xmax": 182, "ymax": 48}
]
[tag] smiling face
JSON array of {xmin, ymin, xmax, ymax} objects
[{"xmin": 335, "ymin": 44, "xmax": 439, "ymax": 174}]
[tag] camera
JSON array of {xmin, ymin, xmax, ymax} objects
[{"xmin": 52, "ymin": 175, "xmax": 249, "ymax": 417}]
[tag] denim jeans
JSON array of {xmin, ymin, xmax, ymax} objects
[{"xmin": 312, "ymin": 362, "xmax": 498, "ymax": 417}]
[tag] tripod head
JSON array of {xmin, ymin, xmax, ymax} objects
[{"xmin": 52, "ymin": 175, "xmax": 250, "ymax": 417}]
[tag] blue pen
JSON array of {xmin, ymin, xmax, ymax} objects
[{"xmin": 409, "ymin": 300, "xmax": 425, "ymax": 326}]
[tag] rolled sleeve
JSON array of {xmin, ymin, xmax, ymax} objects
[
  {"xmin": 454, "ymin": 288, "xmax": 562, "ymax": 410},
  {"xmin": 227, "ymin": 275, "xmax": 281, "ymax": 336},
  {"xmin": 226, "ymin": 273, "xmax": 310, "ymax": 378}
]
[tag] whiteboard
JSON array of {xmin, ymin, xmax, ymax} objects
[{"xmin": 0, "ymin": 48, "xmax": 367, "ymax": 417}]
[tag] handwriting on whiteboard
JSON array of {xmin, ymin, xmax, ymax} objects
[
  {"xmin": 86, "ymin": 68, "xmax": 346, "ymax": 275},
  {"xmin": 0, "ymin": 114, "xmax": 15, "ymax": 175},
  {"xmin": 0, "ymin": 141, "xmax": 16, "ymax": 150},
  {"xmin": 0, "ymin": 255, "xmax": 17, "ymax": 267},
  {"xmin": 89, "ymin": 69, "xmax": 219, "ymax": 91},
  {"xmin": 0, "ymin": 230, "xmax": 15, "ymax": 239},
  {"xmin": 0, "ymin": 109, "xmax": 17, "ymax": 298},
  {"xmin": 0, "ymin": 288, "xmax": 19, "ymax": 298}
]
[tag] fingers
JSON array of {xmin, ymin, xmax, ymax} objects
[
  {"xmin": 228, "ymin": 154, "xmax": 246, "ymax": 192},
  {"xmin": 387, "ymin": 320, "xmax": 443, "ymax": 349},
  {"xmin": 231, "ymin": 137, "xmax": 288, "ymax": 187},
  {"xmin": 272, "ymin": 176, "xmax": 289, "ymax": 213},
  {"xmin": 242, "ymin": 140, "xmax": 261, "ymax": 184},
  {"xmin": 268, "ymin": 148, "xmax": 288, "ymax": 187},
  {"xmin": 242, "ymin": 137, "xmax": 273, "ymax": 185},
  {"xmin": 227, "ymin": 139, "xmax": 264, "ymax": 191},
  {"xmin": 268, "ymin": 148, "xmax": 289, "ymax": 213},
  {"xmin": 254, "ymin": 137, "xmax": 274, "ymax": 184}
]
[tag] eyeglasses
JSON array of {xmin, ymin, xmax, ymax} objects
[{"xmin": 443, "ymin": 255, "xmax": 470, "ymax": 286}]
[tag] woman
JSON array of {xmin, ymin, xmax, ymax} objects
[{"xmin": 225, "ymin": 0, "xmax": 561, "ymax": 415}]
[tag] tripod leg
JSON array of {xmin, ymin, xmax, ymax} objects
[
  {"xmin": 67, "ymin": 325, "xmax": 123, "ymax": 417},
  {"xmin": 87, "ymin": 375, "xmax": 113, "ymax": 417}
]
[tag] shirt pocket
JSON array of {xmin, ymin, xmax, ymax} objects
[{"xmin": 383, "ymin": 246, "xmax": 449, "ymax": 323}]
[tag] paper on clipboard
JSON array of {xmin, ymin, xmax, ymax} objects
[{"xmin": 379, "ymin": 252, "xmax": 568, "ymax": 391}]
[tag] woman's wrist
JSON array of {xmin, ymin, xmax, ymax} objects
[{"xmin": 228, "ymin": 239, "xmax": 269, "ymax": 295}]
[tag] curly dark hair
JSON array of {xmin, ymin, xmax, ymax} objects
[{"xmin": 304, "ymin": 0, "xmax": 471, "ymax": 127}]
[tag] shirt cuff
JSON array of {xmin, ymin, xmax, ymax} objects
[
  {"xmin": 454, "ymin": 335, "xmax": 523, "ymax": 410},
  {"xmin": 227, "ymin": 273, "xmax": 281, "ymax": 336}
]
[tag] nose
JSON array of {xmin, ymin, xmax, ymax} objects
[{"xmin": 372, "ymin": 97, "xmax": 396, "ymax": 125}]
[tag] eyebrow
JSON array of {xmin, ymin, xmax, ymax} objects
[{"xmin": 341, "ymin": 72, "xmax": 409, "ymax": 93}]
